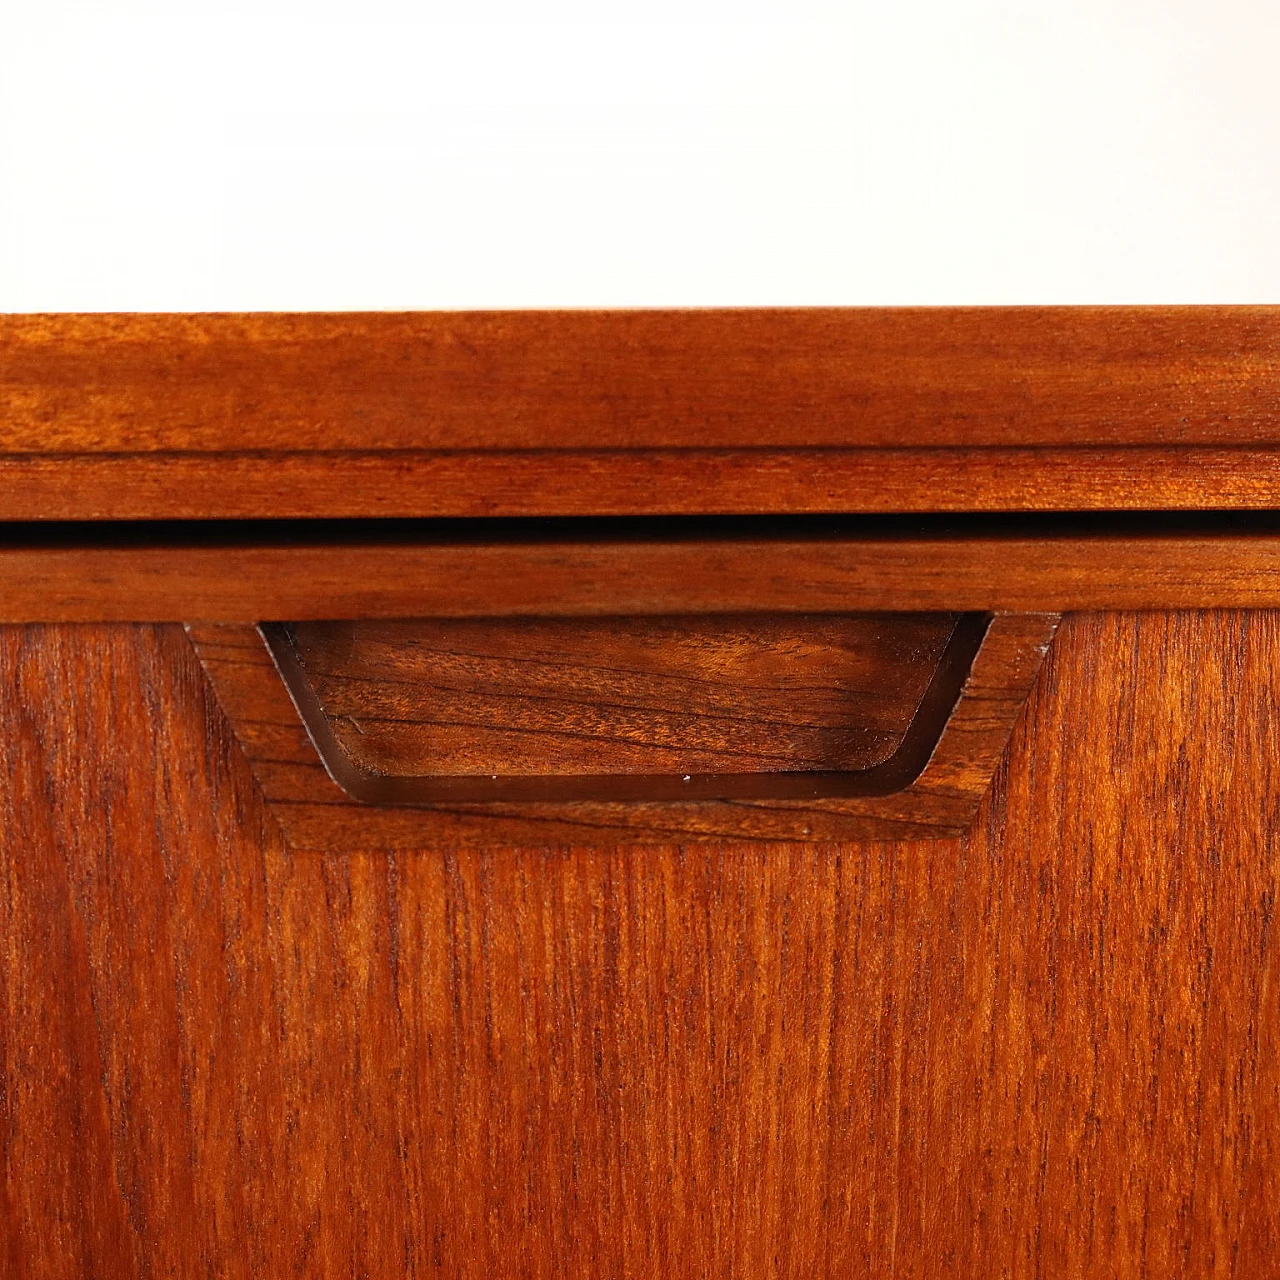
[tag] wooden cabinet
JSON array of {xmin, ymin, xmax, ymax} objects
[{"xmin": 3, "ymin": 311, "xmax": 1279, "ymax": 1276}]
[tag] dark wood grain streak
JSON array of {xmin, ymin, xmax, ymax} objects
[
  {"xmin": 189, "ymin": 615, "xmax": 1056, "ymax": 845},
  {"xmin": 10, "ymin": 531, "xmax": 1280, "ymax": 619},
  {"xmin": 7, "ymin": 446, "xmax": 1280, "ymax": 519},
  {"xmin": 3, "ymin": 613, "xmax": 1279, "ymax": 1275}
]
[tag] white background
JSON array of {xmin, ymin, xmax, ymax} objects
[{"xmin": 1, "ymin": 0, "xmax": 1278, "ymax": 309}]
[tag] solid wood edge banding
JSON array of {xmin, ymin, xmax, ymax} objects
[
  {"xmin": 4, "ymin": 308, "xmax": 1280, "ymax": 518},
  {"xmin": 6, "ymin": 533, "xmax": 1280, "ymax": 619},
  {"xmin": 6, "ymin": 448, "xmax": 1280, "ymax": 518},
  {"xmin": 6, "ymin": 308, "xmax": 1280, "ymax": 449},
  {"xmin": 185, "ymin": 613, "xmax": 1059, "ymax": 847}
]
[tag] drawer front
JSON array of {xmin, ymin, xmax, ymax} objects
[{"xmin": 3, "ymin": 611, "xmax": 1278, "ymax": 1278}]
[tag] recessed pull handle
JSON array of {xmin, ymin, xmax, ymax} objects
[
  {"xmin": 260, "ymin": 613, "xmax": 989, "ymax": 805},
  {"xmin": 188, "ymin": 609, "xmax": 1057, "ymax": 848}
]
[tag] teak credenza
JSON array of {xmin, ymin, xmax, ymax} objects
[{"xmin": 3, "ymin": 309, "xmax": 1280, "ymax": 1277}]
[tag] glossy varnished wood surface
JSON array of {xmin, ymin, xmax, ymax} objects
[
  {"xmin": 9, "ymin": 308, "xmax": 1280, "ymax": 451},
  {"xmin": 3, "ymin": 308, "xmax": 1280, "ymax": 518},
  {"xmin": 3, "ymin": 612, "xmax": 1278, "ymax": 1276}
]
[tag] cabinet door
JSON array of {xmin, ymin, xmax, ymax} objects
[{"xmin": 3, "ymin": 611, "xmax": 1278, "ymax": 1278}]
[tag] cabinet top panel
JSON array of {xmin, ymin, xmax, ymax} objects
[{"xmin": 4, "ymin": 307, "xmax": 1280, "ymax": 518}]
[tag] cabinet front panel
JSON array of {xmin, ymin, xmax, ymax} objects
[{"xmin": 2, "ymin": 613, "xmax": 1277, "ymax": 1278}]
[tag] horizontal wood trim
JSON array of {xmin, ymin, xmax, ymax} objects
[
  {"xmin": 5, "ymin": 520, "xmax": 1280, "ymax": 619},
  {"xmin": 5, "ymin": 446, "xmax": 1280, "ymax": 519},
  {"xmin": 8, "ymin": 308, "xmax": 1280, "ymax": 452},
  {"xmin": 3, "ymin": 309, "xmax": 1280, "ymax": 520}
]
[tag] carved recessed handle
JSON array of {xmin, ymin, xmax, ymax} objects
[
  {"xmin": 260, "ymin": 613, "xmax": 989, "ymax": 805},
  {"xmin": 188, "ymin": 611, "xmax": 1058, "ymax": 847}
]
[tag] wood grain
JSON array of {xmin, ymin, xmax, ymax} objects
[
  {"xmin": 189, "ymin": 614, "xmax": 1055, "ymax": 844},
  {"xmin": 3, "ymin": 613, "xmax": 1279, "ymax": 1276},
  {"xmin": 7, "ymin": 446, "xmax": 1280, "ymax": 520},
  {"xmin": 281, "ymin": 613, "xmax": 960, "ymax": 781},
  {"xmin": 7, "ymin": 308, "xmax": 1280, "ymax": 450},
  {"xmin": 10, "ymin": 521, "xmax": 1280, "ymax": 619},
  {"xmin": 3, "ymin": 308, "xmax": 1280, "ymax": 519}
]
